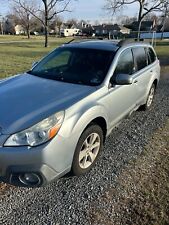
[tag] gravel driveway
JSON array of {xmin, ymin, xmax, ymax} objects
[{"xmin": 0, "ymin": 76, "xmax": 169, "ymax": 225}]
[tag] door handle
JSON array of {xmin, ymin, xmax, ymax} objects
[{"xmin": 134, "ymin": 80, "xmax": 138, "ymax": 83}]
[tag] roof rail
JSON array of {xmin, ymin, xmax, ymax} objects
[
  {"xmin": 117, "ymin": 39, "xmax": 145, "ymax": 47},
  {"xmin": 64, "ymin": 37, "xmax": 104, "ymax": 44},
  {"xmin": 117, "ymin": 39, "xmax": 133, "ymax": 47},
  {"xmin": 63, "ymin": 37, "xmax": 134, "ymax": 47},
  {"xmin": 63, "ymin": 37, "xmax": 105, "ymax": 45}
]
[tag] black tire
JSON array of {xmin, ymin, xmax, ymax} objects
[
  {"xmin": 71, "ymin": 124, "xmax": 104, "ymax": 176},
  {"xmin": 142, "ymin": 84, "xmax": 155, "ymax": 111}
]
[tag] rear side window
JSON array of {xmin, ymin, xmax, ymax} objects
[
  {"xmin": 147, "ymin": 47, "xmax": 156, "ymax": 64},
  {"xmin": 114, "ymin": 49, "xmax": 134, "ymax": 76},
  {"xmin": 132, "ymin": 47, "xmax": 147, "ymax": 71}
]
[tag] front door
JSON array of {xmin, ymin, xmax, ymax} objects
[{"xmin": 101, "ymin": 48, "xmax": 139, "ymax": 128}]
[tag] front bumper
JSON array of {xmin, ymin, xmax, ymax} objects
[
  {"xmin": 0, "ymin": 163, "xmax": 60, "ymax": 187},
  {"xmin": 0, "ymin": 134, "xmax": 75, "ymax": 187}
]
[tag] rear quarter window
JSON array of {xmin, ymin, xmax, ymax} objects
[
  {"xmin": 147, "ymin": 47, "xmax": 156, "ymax": 64},
  {"xmin": 132, "ymin": 47, "xmax": 147, "ymax": 71}
]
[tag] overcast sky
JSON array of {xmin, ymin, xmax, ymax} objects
[{"xmin": 0, "ymin": 0, "xmax": 139, "ymax": 23}]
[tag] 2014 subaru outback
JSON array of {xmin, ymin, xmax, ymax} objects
[{"xmin": 0, "ymin": 40, "xmax": 160, "ymax": 187}]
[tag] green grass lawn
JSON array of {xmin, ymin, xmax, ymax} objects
[
  {"xmin": 155, "ymin": 41, "xmax": 169, "ymax": 75},
  {"xmin": 0, "ymin": 36, "xmax": 72, "ymax": 78},
  {"xmin": 0, "ymin": 36, "xmax": 169, "ymax": 78},
  {"xmin": 0, "ymin": 35, "xmax": 68, "ymax": 42}
]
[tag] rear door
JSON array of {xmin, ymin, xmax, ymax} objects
[
  {"xmin": 146, "ymin": 47, "xmax": 160, "ymax": 80},
  {"xmin": 131, "ymin": 46, "xmax": 152, "ymax": 105}
]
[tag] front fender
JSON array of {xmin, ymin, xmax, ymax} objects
[
  {"xmin": 59, "ymin": 104, "xmax": 109, "ymax": 143},
  {"xmin": 73, "ymin": 105, "xmax": 109, "ymax": 137}
]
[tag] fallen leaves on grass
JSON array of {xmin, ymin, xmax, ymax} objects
[{"xmin": 0, "ymin": 183, "xmax": 12, "ymax": 197}]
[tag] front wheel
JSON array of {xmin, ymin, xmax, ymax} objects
[
  {"xmin": 142, "ymin": 84, "xmax": 155, "ymax": 110},
  {"xmin": 71, "ymin": 124, "xmax": 104, "ymax": 176}
]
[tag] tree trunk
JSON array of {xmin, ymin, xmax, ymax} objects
[
  {"xmin": 27, "ymin": 22, "xmax": 30, "ymax": 39},
  {"xmin": 44, "ymin": 25, "xmax": 48, "ymax": 47},
  {"xmin": 137, "ymin": 1, "xmax": 144, "ymax": 41},
  {"xmin": 161, "ymin": 27, "xmax": 164, "ymax": 40},
  {"xmin": 26, "ymin": 28, "xmax": 30, "ymax": 39},
  {"xmin": 43, "ymin": 0, "xmax": 48, "ymax": 47},
  {"xmin": 161, "ymin": 9, "xmax": 167, "ymax": 40},
  {"xmin": 137, "ymin": 19, "xmax": 143, "ymax": 41},
  {"xmin": 26, "ymin": 13, "xmax": 30, "ymax": 39}
]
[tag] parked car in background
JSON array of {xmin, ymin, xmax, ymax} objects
[
  {"xmin": 0, "ymin": 40, "xmax": 160, "ymax": 187},
  {"xmin": 61, "ymin": 28, "xmax": 80, "ymax": 37}
]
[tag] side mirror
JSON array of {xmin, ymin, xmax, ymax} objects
[
  {"xmin": 32, "ymin": 61, "xmax": 38, "ymax": 69},
  {"xmin": 115, "ymin": 74, "xmax": 133, "ymax": 85}
]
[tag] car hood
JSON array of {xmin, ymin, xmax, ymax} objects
[{"xmin": 0, "ymin": 73, "xmax": 96, "ymax": 134}]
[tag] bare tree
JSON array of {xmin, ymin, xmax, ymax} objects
[
  {"xmin": 55, "ymin": 16, "xmax": 64, "ymax": 35},
  {"xmin": 118, "ymin": 15, "xmax": 137, "ymax": 25},
  {"xmin": 66, "ymin": 18, "xmax": 78, "ymax": 28},
  {"xmin": 160, "ymin": 2, "xmax": 169, "ymax": 39},
  {"xmin": 104, "ymin": 0, "xmax": 168, "ymax": 39},
  {"xmin": 12, "ymin": 0, "xmax": 35, "ymax": 39},
  {"xmin": 3, "ymin": 15, "xmax": 16, "ymax": 34},
  {"xmin": 13, "ymin": 0, "xmax": 72, "ymax": 47}
]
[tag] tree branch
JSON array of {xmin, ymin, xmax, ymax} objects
[
  {"xmin": 13, "ymin": 0, "xmax": 45, "ymax": 25},
  {"xmin": 48, "ymin": 0, "xmax": 71, "ymax": 20}
]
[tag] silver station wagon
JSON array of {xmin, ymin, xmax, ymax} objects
[{"xmin": 0, "ymin": 40, "xmax": 160, "ymax": 187}]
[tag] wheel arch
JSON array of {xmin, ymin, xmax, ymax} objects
[
  {"xmin": 85, "ymin": 117, "xmax": 107, "ymax": 142},
  {"xmin": 153, "ymin": 79, "xmax": 158, "ymax": 89},
  {"xmin": 67, "ymin": 105, "xmax": 109, "ymax": 146}
]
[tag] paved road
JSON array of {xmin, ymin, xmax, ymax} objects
[{"xmin": 0, "ymin": 77, "xmax": 169, "ymax": 225}]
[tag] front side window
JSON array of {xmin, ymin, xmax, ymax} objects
[
  {"xmin": 114, "ymin": 49, "xmax": 134, "ymax": 76},
  {"xmin": 29, "ymin": 47, "xmax": 115, "ymax": 86},
  {"xmin": 132, "ymin": 47, "xmax": 147, "ymax": 71}
]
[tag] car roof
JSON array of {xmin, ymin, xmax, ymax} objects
[
  {"xmin": 62, "ymin": 40, "xmax": 120, "ymax": 52},
  {"xmin": 61, "ymin": 39, "xmax": 152, "ymax": 52}
]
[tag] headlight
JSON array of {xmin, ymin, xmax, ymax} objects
[{"xmin": 4, "ymin": 111, "xmax": 64, "ymax": 147}]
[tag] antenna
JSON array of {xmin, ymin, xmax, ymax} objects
[{"xmin": 64, "ymin": 39, "xmax": 75, "ymax": 44}]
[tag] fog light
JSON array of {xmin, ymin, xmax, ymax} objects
[{"xmin": 19, "ymin": 173, "xmax": 41, "ymax": 186}]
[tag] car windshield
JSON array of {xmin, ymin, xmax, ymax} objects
[{"xmin": 28, "ymin": 47, "xmax": 115, "ymax": 86}]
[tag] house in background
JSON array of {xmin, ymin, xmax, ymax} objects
[
  {"xmin": 15, "ymin": 25, "xmax": 25, "ymax": 35},
  {"xmin": 81, "ymin": 25, "xmax": 95, "ymax": 36},
  {"xmin": 93, "ymin": 24, "xmax": 130, "ymax": 37},
  {"xmin": 60, "ymin": 23, "xmax": 80, "ymax": 37},
  {"xmin": 126, "ymin": 20, "xmax": 157, "ymax": 32},
  {"xmin": 119, "ymin": 26, "xmax": 131, "ymax": 34}
]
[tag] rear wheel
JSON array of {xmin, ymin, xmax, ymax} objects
[
  {"xmin": 71, "ymin": 124, "xmax": 103, "ymax": 176},
  {"xmin": 142, "ymin": 84, "xmax": 155, "ymax": 110}
]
